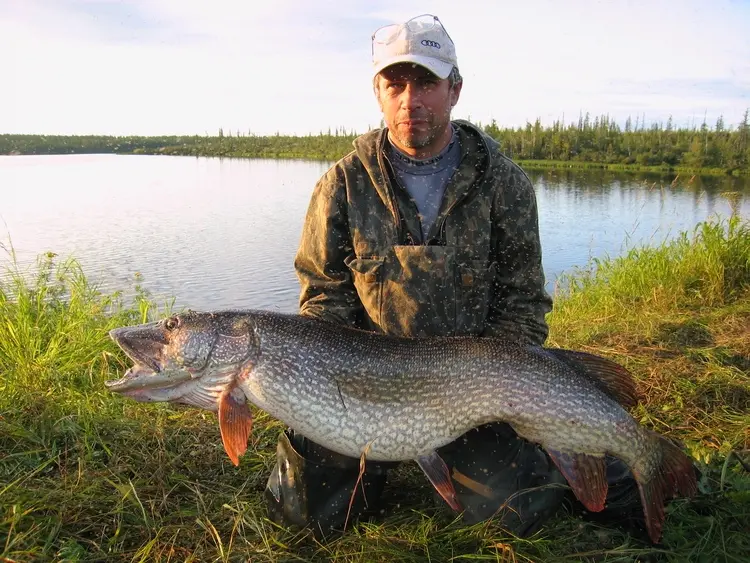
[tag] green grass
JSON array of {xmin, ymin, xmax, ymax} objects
[
  {"xmin": 1, "ymin": 219, "xmax": 749, "ymax": 562},
  {"xmin": 516, "ymin": 159, "xmax": 746, "ymax": 176}
]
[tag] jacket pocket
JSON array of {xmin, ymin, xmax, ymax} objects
[
  {"xmin": 380, "ymin": 245, "xmax": 458, "ymax": 337},
  {"xmin": 456, "ymin": 260, "xmax": 496, "ymax": 334},
  {"xmin": 345, "ymin": 256, "xmax": 384, "ymax": 329}
]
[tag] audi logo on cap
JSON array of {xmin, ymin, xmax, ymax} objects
[{"xmin": 421, "ymin": 39, "xmax": 440, "ymax": 49}]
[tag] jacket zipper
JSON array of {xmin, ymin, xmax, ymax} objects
[
  {"xmin": 376, "ymin": 129, "xmax": 492, "ymax": 246},
  {"xmin": 428, "ymin": 152, "xmax": 469, "ymax": 245},
  {"xmin": 429, "ymin": 132, "xmax": 494, "ymax": 245},
  {"xmin": 377, "ymin": 146, "xmax": 408, "ymax": 245}
]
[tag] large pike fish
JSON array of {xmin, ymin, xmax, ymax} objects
[{"xmin": 106, "ymin": 310, "xmax": 697, "ymax": 542}]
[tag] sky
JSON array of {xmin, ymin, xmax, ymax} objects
[{"xmin": 2, "ymin": 0, "xmax": 749, "ymax": 136}]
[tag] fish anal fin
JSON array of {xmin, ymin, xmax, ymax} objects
[
  {"xmin": 547, "ymin": 349, "xmax": 640, "ymax": 408},
  {"xmin": 633, "ymin": 435, "xmax": 698, "ymax": 544},
  {"xmin": 218, "ymin": 383, "xmax": 253, "ymax": 466},
  {"xmin": 416, "ymin": 451, "xmax": 462, "ymax": 511},
  {"xmin": 547, "ymin": 449, "xmax": 608, "ymax": 512}
]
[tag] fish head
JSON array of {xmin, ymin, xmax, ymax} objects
[{"xmin": 105, "ymin": 311, "xmax": 258, "ymax": 408}]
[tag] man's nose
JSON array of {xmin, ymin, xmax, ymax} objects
[{"xmin": 400, "ymin": 83, "xmax": 424, "ymax": 110}]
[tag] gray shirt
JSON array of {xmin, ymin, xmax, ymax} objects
[{"xmin": 386, "ymin": 127, "xmax": 461, "ymax": 240}]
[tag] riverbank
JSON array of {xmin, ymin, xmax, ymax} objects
[
  {"xmin": 2, "ymin": 126, "xmax": 749, "ymax": 177},
  {"xmin": 1, "ymin": 218, "xmax": 748, "ymax": 561},
  {"xmin": 517, "ymin": 159, "xmax": 738, "ymax": 177}
]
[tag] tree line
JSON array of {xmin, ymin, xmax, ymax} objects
[
  {"xmin": 2, "ymin": 110, "xmax": 748, "ymax": 174},
  {"xmin": 484, "ymin": 111, "xmax": 749, "ymax": 174}
]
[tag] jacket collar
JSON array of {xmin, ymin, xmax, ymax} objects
[{"xmin": 352, "ymin": 120, "xmax": 496, "ymax": 241}]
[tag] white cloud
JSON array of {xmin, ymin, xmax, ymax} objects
[{"xmin": 1, "ymin": 0, "xmax": 748, "ymax": 136}]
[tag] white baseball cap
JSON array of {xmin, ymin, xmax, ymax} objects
[{"xmin": 372, "ymin": 14, "xmax": 457, "ymax": 79}]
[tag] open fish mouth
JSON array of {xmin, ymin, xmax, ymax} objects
[
  {"xmin": 105, "ymin": 363, "xmax": 160, "ymax": 391},
  {"xmin": 106, "ymin": 326, "xmax": 174, "ymax": 392},
  {"xmin": 104, "ymin": 359, "xmax": 195, "ymax": 397}
]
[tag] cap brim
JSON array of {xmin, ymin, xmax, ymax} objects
[{"xmin": 373, "ymin": 55, "xmax": 453, "ymax": 80}]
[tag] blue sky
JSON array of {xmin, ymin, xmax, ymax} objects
[{"xmin": 2, "ymin": 0, "xmax": 749, "ymax": 136}]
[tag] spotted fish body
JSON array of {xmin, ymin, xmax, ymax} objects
[
  {"xmin": 106, "ymin": 309, "xmax": 697, "ymax": 543},
  {"xmin": 244, "ymin": 313, "xmax": 631, "ymax": 461}
]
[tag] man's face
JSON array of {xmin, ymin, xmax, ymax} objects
[{"xmin": 375, "ymin": 63, "xmax": 462, "ymax": 158}]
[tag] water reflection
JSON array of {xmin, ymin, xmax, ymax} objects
[
  {"xmin": 529, "ymin": 168, "xmax": 748, "ymax": 294},
  {"xmin": 1, "ymin": 155, "xmax": 748, "ymax": 312}
]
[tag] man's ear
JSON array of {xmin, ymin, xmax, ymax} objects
[
  {"xmin": 450, "ymin": 80, "xmax": 463, "ymax": 107},
  {"xmin": 373, "ymin": 75, "xmax": 384, "ymax": 111}
]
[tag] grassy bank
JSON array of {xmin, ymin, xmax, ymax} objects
[
  {"xmin": 516, "ymin": 159, "xmax": 739, "ymax": 177},
  {"xmin": 1, "ymin": 219, "xmax": 749, "ymax": 562}
]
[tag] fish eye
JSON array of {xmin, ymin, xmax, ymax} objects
[{"xmin": 164, "ymin": 317, "xmax": 180, "ymax": 331}]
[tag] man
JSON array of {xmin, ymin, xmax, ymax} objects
[{"xmin": 264, "ymin": 13, "xmax": 640, "ymax": 539}]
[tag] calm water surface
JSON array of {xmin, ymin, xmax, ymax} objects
[{"xmin": 1, "ymin": 154, "xmax": 748, "ymax": 312}]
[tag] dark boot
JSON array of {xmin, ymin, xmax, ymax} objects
[
  {"xmin": 264, "ymin": 428, "xmax": 393, "ymax": 538},
  {"xmin": 437, "ymin": 422, "xmax": 569, "ymax": 537}
]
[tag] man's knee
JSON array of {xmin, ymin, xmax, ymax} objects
[{"xmin": 439, "ymin": 423, "xmax": 569, "ymax": 536}]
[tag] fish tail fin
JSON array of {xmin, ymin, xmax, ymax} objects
[{"xmin": 633, "ymin": 434, "xmax": 698, "ymax": 543}]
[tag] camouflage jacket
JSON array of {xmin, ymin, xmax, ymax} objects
[{"xmin": 294, "ymin": 120, "xmax": 552, "ymax": 345}]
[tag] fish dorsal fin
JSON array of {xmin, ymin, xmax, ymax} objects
[
  {"xmin": 546, "ymin": 449, "xmax": 608, "ymax": 512},
  {"xmin": 546, "ymin": 349, "xmax": 640, "ymax": 408},
  {"xmin": 218, "ymin": 382, "xmax": 253, "ymax": 466}
]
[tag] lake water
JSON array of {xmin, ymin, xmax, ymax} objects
[{"xmin": 1, "ymin": 154, "xmax": 748, "ymax": 313}]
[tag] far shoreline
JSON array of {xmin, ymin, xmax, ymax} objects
[
  {"xmin": 3, "ymin": 116, "xmax": 750, "ymax": 177},
  {"xmin": 2, "ymin": 150, "xmax": 746, "ymax": 178}
]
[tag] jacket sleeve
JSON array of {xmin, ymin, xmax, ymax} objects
[
  {"xmin": 482, "ymin": 165, "xmax": 552, "ymax": 346},
  {"xmin": 294, "ymin": 166, "xmax": 364, "ymax": 327}
]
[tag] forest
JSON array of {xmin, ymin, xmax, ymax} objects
[{"xmin": 2, "ymin": 110, "xmax": 749, "ymax": 175}]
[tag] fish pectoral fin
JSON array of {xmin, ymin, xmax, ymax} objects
[
  {"xmin": 218, "ymin": 383, "xmax": 253, "ymax": 466},
  {"xmin": 545, "ymin": 349, "xmax": 640, "ymax": 408},
  {"xmin": 416, "ymin": 451, "xmax": 463, "ymax": 512},
  {"xmin": 547, "ymin": 449, "xmax": 608, "ymax": 512}
]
